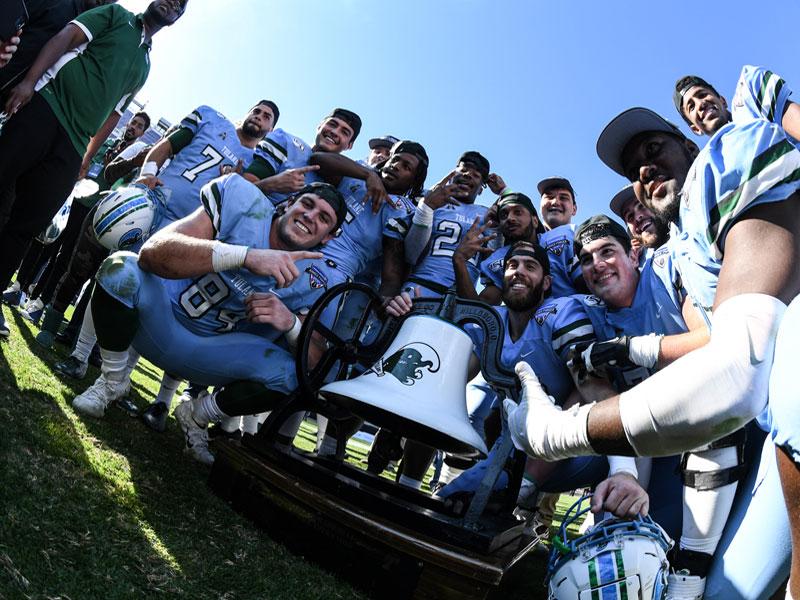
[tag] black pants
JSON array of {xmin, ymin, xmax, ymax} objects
[
  {"xmin": 51, "ymin": 205, "xmax": 108, "ymax": 314},
  {"xmin": 0, "ymin": 92, "xmax": 82, "ymax": 291},
  {"xmin": 30, "ymin": 201, "xmax": 93, "ymax": 304}
]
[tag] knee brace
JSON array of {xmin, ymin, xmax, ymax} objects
[
  {"xmin": 619, "ymin": 294, "xmax": 786, "ymax": 456},
  {"xmin": 680, "ymin": 429, "xmax": 748, "ymax": 491}
]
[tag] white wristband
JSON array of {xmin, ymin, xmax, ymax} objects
[
  {"xmin": 412, "ymin": 201, "xmax": 434, "ymax": 226},
  {"xmin": 211, "ymin": 241, "xmax": 249, "ymax": 273},
  {"xmin": 607, "ymin": 455, "xmax": 639, "ymax": 479},
  {"xmin": 140, "ymin": 161, "xmax": 158, "ymax": 177},
  {"xmin": 628, "ymin": 333, "xmax": 662, "ymax": 368},
  {"xmin": 284, "ymin": 315, "xmax": 302, "ymax": 349}
]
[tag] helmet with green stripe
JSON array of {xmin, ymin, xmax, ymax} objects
[
  {"xmin": 93, "ymin": 184, "xmax": 157, "ymax": 251},
  {"xmin": 547, "ymin": 495, "xmax": 673, "ymax": 600}
]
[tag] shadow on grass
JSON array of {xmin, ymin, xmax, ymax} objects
[{"xmin": 1, "ymin": 318, "xmax": 364, "ymax": 600}]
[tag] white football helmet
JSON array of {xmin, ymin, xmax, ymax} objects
[
  {"xmin": 548, "ymin": 495, "xmax": 673, "ymax": 600},
  {"xmin": 92, "ymin": 184, "xmax": 156, "ymax": 251}
]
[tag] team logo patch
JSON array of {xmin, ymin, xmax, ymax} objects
[
  {"xmin": 653, "ymin": 246, "xmax": 669, "ymax": 268},
  {"xmin": 219, "ymin": 131, "xmax": 227, "ymax": 140},
  {"xmin": 367, "ymin": 343, "xmax": 441, "ymax": 386},
  {"xmin": 489, "ymin": 259, "xmax": 503, "ymax": 273},
  {"xmin": 534, "ymin": 305, "xmax": 558, "ymax": 325},
  {"xmin": 306, "ymin": 265, "xmax": 328, "ymax": 289},
  {"xmin": 582, "ymin": 295, "xmax": 604, "ymax": 307},
  {"xmin": 546, "ymin": 238, "xmax": 570, "ymax": 257},
  {"xmin": 117, "ymin": 228, "xmax": 143, "ymax": 250}
]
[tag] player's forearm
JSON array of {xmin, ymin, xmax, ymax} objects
[
  {"xmin": 309, "ymin": 152, "xmax": 371, "ymax": 181},
  {"xmin": 451, "ymin": 256, "xmax": 479, "ymax": 300},
  {"xmin": 83, "ymin": 113, "xmax": 120, "ymax": 170},
  {"xmin": 782, "ymin": 102, "xmax": 800, "ymax": 142},
  {"xmin": 379, "ymin": 238, "xmax": 408, "ymax": 297},
  {"xmin": 141, "ymin": 138, "xmax": 174, "ymax": 172},
  {"xmin": 656, "ymin": 327, "xmax": 709, "ymax": 368},
  {"xmin": 104, "ymin": 148, "xmax": 148, "ymax": 184},
  {"xmin": 18, "ymin": 23, "xmax": 86, "ymax": 88},
  {"xmin": 139, "ymin": 233, "xmax": 217, "ymax": 279}
]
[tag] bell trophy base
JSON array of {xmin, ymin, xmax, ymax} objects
[{"xmin": 209, "ymin": 437, "xmax": 541, "ymax": 600}]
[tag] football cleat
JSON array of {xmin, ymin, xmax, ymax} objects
[
  {"xmin": 20, "ymin": 298, "xmax": 44, "ymax": 325},
  {"xmin": 547, "ymin": 495, "xmax": 673, "ymax": 600},
  {"xmin": 72, "ymin": 374, "xmax": 129, "ymax": 418},
  {"xmin": 54, "ymin": 356, "xmax": 89, "ymax": 380},
  {"xmin": 2, "ymin": 285, "xmax": 23, "ymax": 307},
  {"xmin": 141, "ymin": 401, "xmax": 169, "ymax": 433},
  {"xmin": 174, "ymin": 400, "xmax": 214, "ymax": 466},
  {"xmin": 665, "ymin": 571, "xmax": 706, "ymax": 600}
]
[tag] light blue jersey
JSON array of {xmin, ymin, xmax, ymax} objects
[
  {"xmin": 466, "ymin": 297, "xmax": 595, "ymax": 405},
  {"xmin": 160, "ymin": 174, "xmax": 288, "ymax": 339},
  {"xmin": 479, "ymin": 237, "xmax": 581, "ymax": 299},
  {"xmin": 406, "ymin": 202, "xmax": 488, "ymax": 296},
  {"xmin": 539, "ymin": 224, "xmax": 582, "ymax": 297},
  {"xmin": 671, "ymin": 119, "xmax": 800, "ymax": 316},
  {"xmin": 578, "ymin": 243, "xmax": 688, "ymax": 390},
  {"xmin": 250, "ymin": 128, "xmax": 321, "ymax": 205},
  {"xmin": 732, "ymin": 65, "xmax": 795, "ymax": 142},
  {"xmin": 272, "ymin": 177, "xmax": 413, "ymax": 313},
  {"xmin": 159, "ymin": 106, "xmax": 257, "ymax": 224}
]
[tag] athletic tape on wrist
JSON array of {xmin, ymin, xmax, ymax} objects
[
  {"xmin": 629, "ymin": 333, "xmax": 662, "ymax": 368},
  {"xmin": 211, "ymin": 241, "xmax": 249, "ymax": 273},
  {"xmin": 413, "ymin": 202, "xmax": 434, "ymax": 226},
  {"xmin": 140, "ymin": 161, "xmax": 158, "ymax": 177},
  {"xmin": 284, "ymin": 315, "xmax": 302, "ymax": 349}
]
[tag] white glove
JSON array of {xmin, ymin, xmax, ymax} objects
[{"xmin": 503, "ymin": 361, "xmax": 596, "ymax": 461}]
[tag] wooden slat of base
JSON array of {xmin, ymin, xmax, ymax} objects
[{"xmin": 210, "ymin": 440, "xmax": 540, "ymax": 599}]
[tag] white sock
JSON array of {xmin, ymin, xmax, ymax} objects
[
  {"xmin": 786, "ymin": 586, "xmax": 795, "ymax": 600},
  {"xmin": 193, "ymin": 391, "xmax": 227, "ymax": 427},
  {"xmin": 241, "ymin": 414, "xmax": 259, "ymax": 435},
  {"xmin": 99, "ymin": 347, "xmax": 129, "ymax": 386},
  {"xmin": 155, "ymin": 373, "xmax": 182, "ymax": 409},
  {"xmin": 72, "ymin": 306, "xmax": 97, "ymax": 363},
  {"xmin": 7, "ymin": 281, "xmax": 19, "ymax": 292},
  {"xmin": 398, "ymin": 475, "xmax": 423, "ymax": 490}
]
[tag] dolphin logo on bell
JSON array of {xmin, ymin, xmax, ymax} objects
[{"xmin": 367, "ymin": 343, "xmax": 441, "ymax": 386}]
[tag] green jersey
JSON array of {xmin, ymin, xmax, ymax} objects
[{"xmin": 36, "ymin": 4, "xmax": 151, "ymax": 156}]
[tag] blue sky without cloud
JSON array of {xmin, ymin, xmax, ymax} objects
[{"xmin": 120, "ymin": 0, "xmax": 800, "ymax": 220}]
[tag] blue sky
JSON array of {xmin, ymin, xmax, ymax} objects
[{"xmin": 121, "ymin": 0, "xmax": 800, "ymax": 220}]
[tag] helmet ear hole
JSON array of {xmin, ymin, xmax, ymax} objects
[
  {"xmin": 547, "ymin": 495, "xmax": 674, "ymax": 599},
  {"xmin": 93, "ymin": 185, "xmax": 157, "ymax": 251}
]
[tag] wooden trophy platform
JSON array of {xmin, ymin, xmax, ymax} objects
[{"xmin": 209, "ymin": 436, "xmax": 541, "ymax": 600}]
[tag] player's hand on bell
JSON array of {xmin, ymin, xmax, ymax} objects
[
  {"xmin": 591, "ymin": 472, "xmax": 649, "ymax": 518},
  {"xmin": 245, "ymin": 292, "xmax": 295, "ymax": 331},
  {"xmin": 383, "ymin": 291, "xmax": 414, "ymax": 318},
  {"xmin": 243, "ymin": 248, "xmax": 322, "ymax": 288},
  {"xmin": 257, "ymin": 165, "xmax": 319, "ymax": 194},
  {"xmin": 365, "ymin": 169, "xmax": 390, "ymax": 213},
  {"xmin": 487, "ymin": 173, "xmax": 507, "ymax": 196},
  {"xmin": 453, "ymin": 216, "xmax": 497, "ymax": 263}
]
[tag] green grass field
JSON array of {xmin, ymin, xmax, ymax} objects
[{"xmin": 0, "ymin": 305, "xmax": 579, "ymax": 599}]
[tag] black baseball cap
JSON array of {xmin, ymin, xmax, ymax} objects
[
  {"xmin": 609, "ymin": 184, "xmax": 637, "ymax": 219},
  {"xmin": 294, "ymin": 182, "xmax": 347, "ymax": 229},
  {"xmin": 458, "ymin": 151, "xmax": 490, "ymax": 182},
  {"xmin": 537, "ymin": 176, "xmax": 576, "ymax": 199},
  {"xmin": 596, "ymin": 107, "xmax": 686, "ymax": 177},
  {"xmin": 673, "ymin": 75, "xmax": 721, "ymax": 124},
  {"xmin": 496, "ymin": 192, "xmax": 537, "ymax": 217},
  {"xmin": 324, "ymin": 108, "xmax": 362, "ymax": 142},
  {"xmin": 392, "ymin": 140, "xmax": 429, "ymax": 167},
  {"xmin": 503, "ymin": 240, "xmax": 550, "ymax": 275},
  {"xmin": 369, "ymin": 135, "xmax": 399, "ymax": 150},
  {"xmin": 252, "ymin": 99, "xmax": 280, "ymax": 125},
  {"xmin": 573, "ymin": 215, "xmax": 631, "ymax": 255}
]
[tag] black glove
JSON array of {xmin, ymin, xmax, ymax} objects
[{"xmin": 568, "ymin": 336, "xmax": 633, "ymax": 379}]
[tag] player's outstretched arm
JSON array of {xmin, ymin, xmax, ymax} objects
[
  {"xmin": 4, "ymin": 23, "xmax": 86, "ymax": 115},
  {"xmin": 135, "ymin": 137, "xmax": 177, "ymax": 189},
  {"xmin": 310, "ymin": 152, "xmax": 387, "ymax": 211}
]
